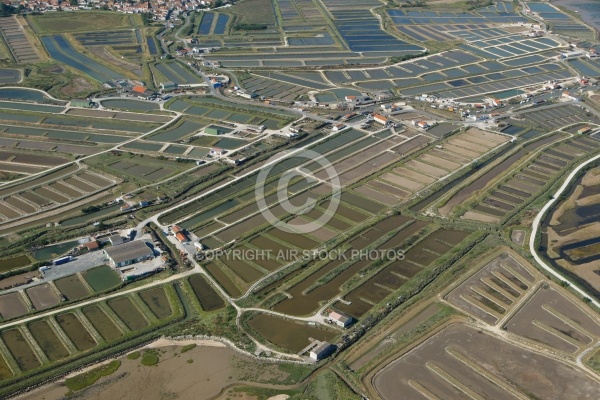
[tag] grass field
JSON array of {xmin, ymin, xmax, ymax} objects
[
  {"xmin": 82, "ymin": 266, "xmax": 121, "ymax": 292},
  {"xmin": 27, "ymin": 12, "xmax": 137, "ymax": 34},
  {"xmin": 227, "ymin": 0, "xmax": 277, "ymax": 27}
]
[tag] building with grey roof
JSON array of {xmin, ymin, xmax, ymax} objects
[
  {"xmin": 309, "ymin": 341, "xmax": 335, "ymax": 361},
  {"xmin": 104, "ymin": 240, "xmax": 154, "ymax": 268}
]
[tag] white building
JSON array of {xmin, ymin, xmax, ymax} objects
[
  {"xmin": 329, "ymin": 311, "xmax": 352, "ymax": 328},
  {"xmin": 309, "ymin": 341, "xmax": 335, "ymax": 361}
]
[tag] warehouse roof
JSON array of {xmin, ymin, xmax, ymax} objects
[{"xmin": 104, "ymin": 240, "xmax": 154, "ymax": 264}]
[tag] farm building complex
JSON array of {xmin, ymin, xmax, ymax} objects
[{"xmin": 104, "ymin": 240, "xmax": 154, "ymax": 268}]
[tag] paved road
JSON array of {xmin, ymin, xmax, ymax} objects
[{"xmin": 529, "ymin": 151, "xmax": 600, "ymax": 309}]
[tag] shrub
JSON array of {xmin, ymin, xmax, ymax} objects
[
  {"xmin": 180, "ymin": 344, "xmax": 196, "ymax": 353},
  {"xmin": 140, "ymin": 351, "xmax": 159, "ymax": 366},
  {"xmin": 64, "ymin": 360, "xmax": 121, "ymax": 391}
]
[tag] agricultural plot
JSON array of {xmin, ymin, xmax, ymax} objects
[
  {"xmin": 504, "ymin": 284, "xmax": 600, "ymax": 354},
  {"xmin": 0, "ymin": 329, "xmax": 40, "ymax": 371},
  {"xmin": 459, "ymin": 29, "xmax": 561, "ymax": 60},
  {"xmin": 0, "ymin": 123, "xmax": 130, "ymax": 145},
  {"xmin": 147, "ymin": 119, "xmax": 204, "ymax": 142},
  {"xmin": 247, "ymin": 313, "xmax": 337, "ymax": 353},
  {"xmin": 388, "ymin": 5, "xmax": 528, "ymax": 46},
  {"xmin": 27, "ymin": 320, "xmax": 69, "ymax": 362},
  {"xmin": 253, "ymin": 71, "xmax": 331, "ymax": 91},
  {"xmin": 568, "ymin": 58, "xmax": 600, "ymax": 77},
  {"xmin": 0, "ymin": 150, "xmax": 67, "ymax": 167},
  {"xmin": 446, "ymin": 252, "xmax": 536, "ymax": 325},
  {"xmin": 65, "ymin": 108, "xmax": 170, "ymax": 124},
  {"xmin": 373, "ymin": 324, "xmax": 600, "ymax": 400},
  {"xmin": 0, "ymin": 170, "xmax": 114, "ymax": 222},
  {"xmin": 273, "ymin": 215, "xmax": 423, "ymax": 316},
  {"xmin": 28, "ymin": 11, "xmax": 135, "ymax": 34},
  {"xmin": 277, "ymin": 0, "xmax": 329, "ymax": 29},
  {"xmin": 41, "ymin": 114, "xmax": 158, "ymax": 133},
  {"xmin": 139, "ymin": 287, "xmax": 172, "ymax": 319},
  {"xmin": 56, "ymin": 313, "xmax": 96, "ymax": 351},
  {"xmin": 100, "ymin": 99, "xmax": 160, "ymax": 113},
  {"xmin": 74, "ymin": 30, "xmax": 135, "ymax": 46},
  {"xmin": 0, "ymin": 69, "xmax": 21, "ymax": 84},
  {"xmin": 146, "ymin": 36, "xmax": 159, "ymax": 55},
  {"xmin": 54, "ymin": 274, "xmax": 91, "ymax": 302},
  {"xmin": 336, "ymin": 228, "xmax": 470, "ymax": 318},
  {"xmin": 364, "ymin": 129, "xmax": 507, "ymax": 202},
  {"xmin": 459, "ymin": 136, "xmax": 600, "ymax": 223},
  {"xmin": 26, "ymin": 284, "xmax": 60, "ymax": 310},
  {"xmin": 188, "ymin": 274, "xmax": 225, "ymax": 311},
  {"xmin": 0, "ymin": 17, "xmax": 39, "ymax": 63},
  {"xmin": 323, "ymin": 0, "xmax": 424, "ymax": 54},
  {"xmin": 240, "ymin": 75, "xmax": 311, "ymax": 101},
  {"xmin": 0, "ymin": 292, "xmax": 28, "ymax": 320},
  {"xmin": 0, "ymin": 352, "xmax": 12, "ymax": 380},
  {"xmin": 0, "ymin": 88, "xmax": 58, "ymax": 103},
  {"xmin": 197, "ymin": 13, "xmax": 230, "ymax": 35},
  {"xmin": 167, "ymin": 97, "xmax": 294, "ymax": 129},
  {"xmin": 88, "ymin": 153, "xmax": 193, "ymax": 184},
  {"xmin": 107, "ymin": 297, "xmax": 149, "ymax": 331},
  {"xmin": 326, "ymin": 50, "xmax": 481, "ymax": 89},
  {"xmin": 401, "ymin": 63, "xmax": 571, "ymax": 100},
  {"xmin": 0, "ymin": 101, "xmax": 64, "ymax": 113},
  {"xmin": 181, "ymin": 171, "xmax": 394, "ymax": 297},
  {"xmin": 82, "ymin": 265, "xmax": 121, "ymax": 292},
  {"xmin": 153, "ymin": 62, "xmax": 203, "ymax": 86},
  {"xmin": 527, "ymin": 2, "xmax": 594, "ymax": 38},
  {"xmin": 439, "ymin": 133, "xmax": 565, "ymax": 217},
  {"xmin": 81, "ymin": 305, "xmax": 123, "ymax": 341},
  {"xmin": 201, "ymin": 0, "xmax": 427, "ymax": 68},
  {"xmin": 41, "ymin": 35, "xmax": 123, "ymax": 83}
]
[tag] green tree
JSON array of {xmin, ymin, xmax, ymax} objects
[{"xmin": 0, "ymin": 3, "xmax": 16, "ymax": 16}]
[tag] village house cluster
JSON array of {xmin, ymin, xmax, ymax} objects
[{"xmin": 8, "ymin": 0, "xmax": 229, "ymax": 20}]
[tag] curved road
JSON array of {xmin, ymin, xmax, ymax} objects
[{"xmin": 529, "ymin": 152, "xmax": 600, "ymax": 309}]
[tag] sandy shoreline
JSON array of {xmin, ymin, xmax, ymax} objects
[{"xmin": 12, "ymin": 337, "xmax": 230, "ymax": 400}]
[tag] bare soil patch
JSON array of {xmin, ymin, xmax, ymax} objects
[{"xmin": 373, "ymin": 323, "xmax": 600, "ymax": 400}]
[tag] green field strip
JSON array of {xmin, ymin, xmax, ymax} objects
[
  {"xmin": 46, "ymin": 317, "xmax": 78, "ymax": 355},
  {"xmin": 163, "ymin": 284, "xmax": 185, "ymax": 318},
  {"xmin": 130, "ymin": 294, "xmax": 159, "ymax": 324},
  {"xmin": 72, "ymin": 309, "xmax": 104, "ymax": 345},
  {"xmin": 44, "ymin": 36, "xmax": 106, "ymax": 81},
  {"xmin": 161, "ymin": 63, "xmax": 187, "ymax": 84},
  {"xmin": 181, "ymin": 278, "xmax": 206, "ymax": 315},
  {"xmin": 18, "ymin": 326, "xmax": 49, "ymax": 365},
  {"xmin": 17, "ymin": 290, "xmax": 33, "ymax": 311},
  {"xmin": 96, "ymin": 302, "xmax": 131, "ymax": 334},
  {"xmin": 0, "ymin": 34, "xmax": 15, "ymax": 63},
  {"xmin": 0, "ymin": 337, "xmax": 20, "ymax": 376}
]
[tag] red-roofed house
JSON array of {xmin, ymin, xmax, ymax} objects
[
  {"xmin": 175, "ymin": 232, "xmax": 189, "ymax": 243},
  {"xmin": 373, "ymin": 114, "xmax": 388, "ymax": 125}
]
